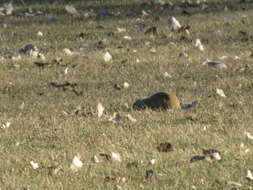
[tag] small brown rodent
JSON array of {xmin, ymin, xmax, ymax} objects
[{"xmin": 133, "ymin": 91, "xmax": 181, "ymax": 110}]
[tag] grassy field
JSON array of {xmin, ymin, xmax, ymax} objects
[{"xmin": 1, "ymin": 0, "xmax": 253, "ymax": 189}]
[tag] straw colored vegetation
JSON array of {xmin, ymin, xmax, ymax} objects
[{"xmin": 0, "ymin": 0, "xmax": 253, "ymax": 189}]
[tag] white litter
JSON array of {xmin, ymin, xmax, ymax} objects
[
  {"xmin": 111, "ymin": 152, "xmax": 122, "ymax": 162},
  {"xmin": 70, "ymin": 156, "xmax": 83, "ymax": 170},
  {"xmin": 194, "ymin": 39, "xmax": 204, "ymax": 51},
  {"xmin": 30, "ymin": 161, "xmax": 39, "ymax": 169},
  {"xmin": 104, "ymin": 51, "xmax": 112, "ymax": 62},
  {"xmin": 216, "ymin": 88, "xmax": 226, "ymax": 97},
  {"xmin": 97, "ymin": 103, "xmax": 104, "ymax": 118},
  {"xmin": 168, "ymin": 17, "xmax": 181, "ymax": 31}
]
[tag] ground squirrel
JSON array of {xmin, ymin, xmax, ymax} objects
[{"xmin": 133, "ymin": 91, "xmax": 181, "ymax": 110}]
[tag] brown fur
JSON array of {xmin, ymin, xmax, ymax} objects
[{"xmin": 133, "ymin": 92, "xmax": 181, "ymax": 110}]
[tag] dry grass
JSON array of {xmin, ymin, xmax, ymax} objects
[{"xmin": 0, "ymin": 0, "xmax": 253, "ymax": 189}]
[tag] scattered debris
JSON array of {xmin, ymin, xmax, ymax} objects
[
  {"xmin": 181, "ymin": 101, "xmax": 198, "ymax": 110},
  {"xmin": 117, "ymin": 27, "xmax": 126, "ymax": 33},
  {"xmin": 157, "ymin": 142, "xmax": 173, "ymax": 152},
  {"xmin": 0, "ymin": 2, "xmax": 14, "ymax": 16},
  {"xmin": 20, "ymin": 44, "xmax": 38, "ymax": 55},
  {"xmin": 109, "ymin": 113, "xmax": 123, "ymax": 123},
  {"xmin": 104, "ymin": 51, "xmax": 112, "ymax": 62},
  {"xmin": 190, "ymin": 155, "xmax": 206, "ymax": 163},
  {"xmin": 168, "ymin": 16, "xmax": 181, "ymax": 31},
  {"xmin": 246, "ymin": 170, "xmax": 253, "ymax": 181},
  {"xmin": 205, "ymin": 60, "xmax": 227, "ymax": 69},
  {"xmin": 70, "ymin": 155, "xmax": 83, "ymax": 171},
  {"xmin": 126, "ymin": 114, "xmax": 137, "ymax": 122},
  {"xmin": 216, "ymin": 89, "xmax": 226, "ymax": 98},
  {"xmin": 92, "ymin": 155, "xmax": 99, "ymax": 163},
  {"xmin": 245, "ymin": 131, "xmax": 253, "ymax": 140},
  {"xmin": 194, "ymin": 39, "xmax": 204, "ymax": 51},
  {"xmin": 1, "ymin": 121, "xmax": 11, "ymax": 129},
  {"xmin": 123, "ymin": 82, "xmax": 130, "ymax": 88},
  {"xmin": 97, "ymin": 103, "xmax": 104, "ymax": 118},
  {"xmin": 145, "ymin": 169, "xmax": 153, "ymax": 179},
  {"xmin": 65, "ymin": 5, "xmax": 79, "ymax": 17},
  {"xmin": 37, "ymin": 31, "xmax": 43, "ymax": 36},
  {"xmin": 30, "ymin": 161, "xmax": 39, "ymax": 169},
  {"xmin": 226, "ymin": 181, "xmax": 242, "ymax": 188},
  {"xmin": 111, "ymin": 152, "xmax": 122, "ymax": 162},
  {"xmin": 63, "ymin": 48, "xmax": 74, "ymax": 56},
  {"xmin": 99, "ymin": 153, "xmax": 111, "ymax": 161},
  {"xmin": 123, "ymin": 35, "xmax": 132, "ymax": 40},
  {"xmin": 179, "ymin": 52, "xmax": 188, "ymax": 58},
  {"xmin": 149, "ymin": 159, "xmax": 156, "ymax": 165},
  {"xmin": 163, "ymin": 72, "xmax": 172, "ymax": 78}
]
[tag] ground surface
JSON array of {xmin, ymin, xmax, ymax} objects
[{"xmin": 0, "ymin": 0, "xmax": 253, "ymax": 189}]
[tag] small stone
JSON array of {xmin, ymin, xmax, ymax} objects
[
  {"xmin": 216, "ymin": 89, "xmax": 226, "ymax": 98},
  {"xmin": 111, "ymin": 152, "xmax": 122, "ymax": 162},
  {"xmin": 194, "ymin": 39, "xmax": 204, "ymax": 51},
  {"xmin": 123, "ymin": 82, "xmax": 129, "ymax": 88},
  {"xmin": 168, "ymin": 16, "xmax": 181, "ymax": 31},
  {"xmin": 149, "ymin": 159, "xmax": 156, "ymax": 165},
  {"xmin": 104, "ymin": 51, "xmax": 112, "ymax": 62},
  {"xmin": 37, "ymin": 31, "xmax": 43, "ymax": 36},
  {"xmin": 63, "ymin": 48, "xmax": 74, "ymax": 56},
  {"xmin": 70, "ymin": 155, "xmax": 83, "ymax": 171},
  {"xmin": 97, "ymin": 103, "xmax": 104, "ymax": 118},
  {"xmin": 92, "ymin": 155, "xmax": 99, "ymax": 163},
  {"xmin": 30, "ymin": 161, "xmax": 39, "ymax": 169},
  {"xmin": 123, "ymin": 36, "xmax": 132, "ymax": 40},
  {"xmin": 246, "ymin": 170, "xmax": 253, "ymax": 180}
]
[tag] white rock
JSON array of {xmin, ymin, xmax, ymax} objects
[
  {"xmin": 127, "ymin": 114, "xmax": 137, "ymax": 122},
  {"xmin": 245, "ymin": 131, "xmax": 253, "ymax": 140},
  {"xmin": 142, "ymin": 10, "xmax": 149, "ymax": 16},
  {"xmin": 163, "ymin": 72, "xmax": 172, "ymax": 78},
  {"xmin": 123, "ymin": 82, "xmax": 130, "ymax": 88},
  {"xmin": 92, "ymin": 155, "xmax": 99, "ymax": 163},
  {"xmin": 149, "ymin": 159, "xmax": 156, "ymax": 165},
  {"xmin": 194, "ymin": 39, "xmax": 204, "ymax": 51},
  {"xmin": 3, "ymin": 2, "xmax": 14, "ymax": 15},
  {"xmin": 117, "ymin": 28, "xmax": 126, "ymax": 33},
  {"xmin": 136, "ymin": 58, "xmax": 140, "ymax": 63},
  {"xmin": 212, "ymin": 152, "xmax": 221, "ymax": 160},
  {"xmin": 104, "ymin": 51, "xmax": 112, "ymax": 62},
  {"xmin": 247, "ymin": 170, "xmax": 253, "ymax": 180},
  {"xmin": 97, "ymin": 103, "xmax": 104, "ymax": 118},
  {"xmin": 30, "ymin": 161, "xmax": 39, "ymax": 169},
  {"xmin": 216, "ymin": 88, "xmax": 226, "ymax": 97},
  {"xmin": 168, "ymin": 16, "xmax": 181, "ymax": 31},
  {"xmin": 70, "ymin": 156, "xmax": 83, "ymax": 170},
  {"xmin": 65, "ymin": 5, "xmax": 79, "ymax": 16},
  {"xmin": 1, "ymin": 121, "xmax": 11, "ymax": 129},
  {"xmin": 2, "ymin": 121, "xmax": 11, "ymax": 129},
  {"xmin": 111, "ymin": 152, "xmax": 122, "ymax": 162},
  {"xmin": 227, "ymin": 181, "xmax": 242, "ymax": 187},
  {"xmin": 123, "ymin": 36, "xmax": 132, "ymax": 40},
  {"xmin": 37, "ymin": 31, "xmax": 43, "ymax": 36},
  {"xmin": 63, "ymin": 48, "xmax": 74, "ymax": 56}
]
